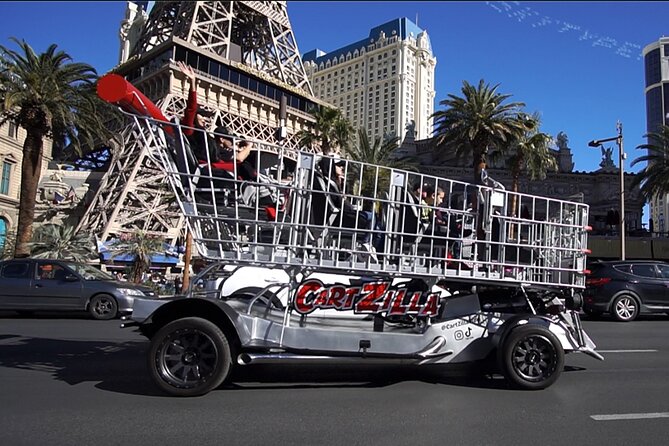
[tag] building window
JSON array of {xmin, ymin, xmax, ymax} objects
[
  {"xmin": 645, "ymin": 48, "xmax": 661, "ymax": 87},
  {"xmin": 1, "ymin": 162, "xmax": 11, "ymax": 195},
  {"xmin": 7, "ymin": 122, "xmax": 18, "ymax": 139}
]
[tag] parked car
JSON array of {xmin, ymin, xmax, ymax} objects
[
  {"xmin": 0, "ymin": 259, "xmax": 157, "ymax": 319},
  {"xmin": 583, "ymin": 260, "xmax": 669, "ymax": 321}
]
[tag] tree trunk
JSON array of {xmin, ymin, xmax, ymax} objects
[{"xmin": 14, "ymin": 132, "xmax": 44, "ymax": 258}]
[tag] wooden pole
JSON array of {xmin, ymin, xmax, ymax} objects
[{"xmin": 181, "ymin": 229, "xmax": 192, "ymax": 293}]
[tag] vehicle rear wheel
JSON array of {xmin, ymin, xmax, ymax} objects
[
  {"xmin": 498, "ymin": 325, "xmax": 564, "ymax": 390},
  {"xmin": 88, "ymin": 294, "xmax": 118, "ymax": 320},
  {"xmin": 148, "ymin": 317, "xmax": 231, "ymax": 397},
  {"xmin": 611, "ymin": 294, "xmax": 639, "ymax": 322}
]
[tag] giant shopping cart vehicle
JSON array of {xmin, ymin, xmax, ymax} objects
[{"xmin": 100, "ymin": 74, "xmax": 603, "ymax": 397}]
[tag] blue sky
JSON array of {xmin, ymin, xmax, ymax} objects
[{"xmin": 0, "ymin": 1, "xmax": 667, "ymax": 175}]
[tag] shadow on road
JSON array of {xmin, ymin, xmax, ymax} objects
[
  {"xmin": 225, "ymin": 362, "xmax": 514, "ymax": 391},
  {"xmin": 581, "ymin": 313, "xmax": 669, "ymax": 323},
  {"xmin": 0, "ymin": 334, "xmax": 592, "ymax": 396},
  {"xmin": 0, "ymin": 334, "xmax": 163, "ymax": 396}
]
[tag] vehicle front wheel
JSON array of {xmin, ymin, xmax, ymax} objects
[
  {"xmin": 88, "ymin": 294, "xmax": 118, "ymax": 320},
  {"xmin": 611, "ymin": 294, "xmax": 639, "ymax": 322},
  {"xmin": 148, "ymin": 317, "xmax": 231, "ymax": 397},
  {"xmin": 498, "ymin": 325, "xmax": 564, "ymax": 390}
]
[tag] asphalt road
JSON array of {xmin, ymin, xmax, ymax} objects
[{"xmin": 1, "ymin": 311, "xmax": 669, "ymax": 446}]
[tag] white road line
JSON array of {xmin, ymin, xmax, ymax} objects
[
  {"xmin": 591, "ymin": 413, "xmax": 669, "ymax": 421},
  {"xmin": 597, "ymin": 349, "xmax": 658, "ymax": 353}
]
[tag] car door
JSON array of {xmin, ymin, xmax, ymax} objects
[
  {"xmin": 628, "ymin": 263, "xmax": 666, "ymax": 306},
  {"xmin": 655, "ymin": 264, "xmax": 669, "ymax": 307},
  {"xmin": 0, "ymin": 260, "xmax": 34, "ymax": 309},
  {"xmin": 30, "ymin": 261, "xmax": 84, "ymax": 310}
]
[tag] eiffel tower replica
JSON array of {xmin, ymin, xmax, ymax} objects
[{"xmin": 78, "ymin": 1, "xmax": 322, "ymax": 247}]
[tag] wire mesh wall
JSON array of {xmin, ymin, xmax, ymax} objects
[{"xmin": 131, "ymin": 113, "xmax": 590, "ymax": 289}]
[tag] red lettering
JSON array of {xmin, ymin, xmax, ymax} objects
[
  {"xmin": 296, "ymin": 280, "xmax": 442, "ymax": 317},
  {"xmin": 344, "ymin": 287, "xmax": 359, "ymax": 309},
  {"xmin": 388, "ymin": 289, "xmax": 408, "ymax": 315},
  {"xmin": 381, "ymin": 289, "xmax": 401, "ymax": 312},
  {"xmin": 355, "ymin": 282, "xmax": 390, "ymax": 313},
  {"xmin": 313, "ymin": 289, "xmax": 328, "ymax": 307},
  {"xmin": 325, "ymin": 285, "xmax": 347, "ymax": 309},
  {"xmin": 418, "ymin": 294, "xmax": 440, "ymax": 317},
  {"xmin": 294, "ymin": 279, "xmax": 324, "ymax": 314},
  {"xmin": 407, "ymin": 291, "xmax": 422, "ymax": 314}
]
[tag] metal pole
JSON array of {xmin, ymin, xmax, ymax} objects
[{"xmin": 617, "ymin": 121, "xmax": 625, "ymax": 260}]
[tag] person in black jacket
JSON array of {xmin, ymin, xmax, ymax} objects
[{"xmin": 313, "ymin": 156, "xmax": 374, "ymax": 246}]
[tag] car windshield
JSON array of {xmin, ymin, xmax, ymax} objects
[{"xmin": 63, "ymin": 262, "xmax": 115, "ymax": 281}]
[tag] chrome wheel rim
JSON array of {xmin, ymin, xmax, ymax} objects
[
  {"xmin": 511, "ymin": 335, "xmax": 557, "ymax": 382},
  {"xmin": 615, "ymin": 297, "xmax": 636, "ymax": 320},
  {"xmin": 157, "ymin": 328, "xmax": 218, "ymax": 389}
]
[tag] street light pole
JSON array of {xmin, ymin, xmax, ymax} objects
[
  {"xmin": 589, "ymin": 121, "xmax": 625, "ymax": 260},
  {"xmin": 617, "ymin": 121, "xmax": 625, "ymax": 261}
]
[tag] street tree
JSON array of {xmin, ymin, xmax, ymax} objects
[
  {"xmin": 507, "ymin": 113, "xmax": 557, "ymax": 216},
  {"xmin": 297, "ymin": 106, "xmax": 355, "ymax": 154},
  {"xmin": 110, "ymin": 230, "xmax": 165, "ymax": 283},
  {"xmin": 431, "ymin": 79, "xmax": 527, "ymax": 183},
  {"xmin": 630, "ymin": 125, "xmax": 669, "ymax": 202},
  {"xmin": 345, "ymin": 129, "xmax": 418, "ymax": 201},
  {"xmin": 29, "ymin": 223, "xmax": 97, "ymax": 262},
  {"xmin": 0, "ymin": 38, "xmax": 114, "ymax": 257}
]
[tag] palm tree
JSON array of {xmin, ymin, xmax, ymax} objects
[
  {"xmin": 28, "ymin": 223, "xmax": 96, "ymax": 262},
  {"xmin": 110, "ymin": 230, "xmax": 165, "ymax": 283},
  {"xmin": 297, "ymin": 106, "xmax": 355, "ymax": 154},
  {"xmin": 0, "ymin": 38, "xmax": 114, "ymax": 257},
  {"xmin": 630, "ymin": 125, "xmax": 669, "ymax": 202},
  {"xmin": 346, "ymin": 129, "xmax": 419, "ymax": 200},
  {"xmin": 507, "ymin": 113, "xmax": 557, "ymax": 216},
  {"xmin": 431, "ymin": 79, "xmax": 527, "ymax": 183}
]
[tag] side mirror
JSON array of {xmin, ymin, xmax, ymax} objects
[{"xmin": 64, "ymin": 274, "xmax": 79, "ymax": 282}]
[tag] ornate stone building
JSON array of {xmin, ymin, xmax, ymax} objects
[{"xmin": 0, "ymin": 121, "xmax": 55, "ymax": 250}]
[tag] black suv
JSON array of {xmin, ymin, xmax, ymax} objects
[{"xmin": 583, "ymin": 260, "xmax": 669, "ymax": 321}]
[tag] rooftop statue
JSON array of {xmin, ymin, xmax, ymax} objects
[
  {"xmin": 556, "ymin": 131, "xmax": 569, "ymax": 150},
  {"xmin": 600, "ymin": 146, "xmax": 615, "ymax": 169}
]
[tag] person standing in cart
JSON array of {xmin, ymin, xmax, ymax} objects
[
  {"xmin": 211, "ymin": 126, "xmax": 256, "ymax": 180},
  {"xmin": 176, "ymin": 61, "xmax": 222, "ymax": 166}
]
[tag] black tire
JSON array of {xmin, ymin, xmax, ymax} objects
[
  {"xmin": 498, "ymin": 325, "xmax": 564, "ymax": 390},
  {"xmin": 611, "ymin": 294, "xmax": 639, "ymax": 322},
  {"xmin": 88, "ymin": 294, "xmax": 118, "ymax": 320},
  {"xmin": 148, "ymin": 317, "xmax": 231, "ymax": 397}
]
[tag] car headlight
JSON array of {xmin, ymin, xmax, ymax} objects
[{"xmin": 119, "ymin": 288, "xmax": 145, "ymax": 297}]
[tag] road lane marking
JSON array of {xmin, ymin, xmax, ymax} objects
[
  {"xmin": 597, "ymin": 349, "xmax": 657, "ymax": 353},
  {"xmin": 591, "ymin": 413, "xmax": 669, "ymax": 421}
]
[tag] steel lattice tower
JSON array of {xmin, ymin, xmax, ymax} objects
[{"xmin": 78, "ymin": 1, "xmax": 322, "ymax": 246}]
